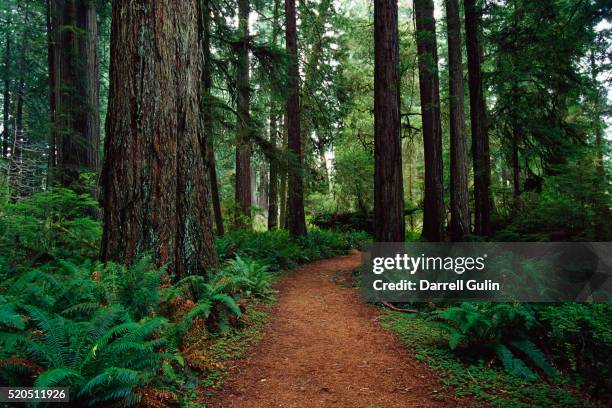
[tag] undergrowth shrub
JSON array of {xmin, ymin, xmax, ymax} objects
[
  {"xmin": 217, "ymin": 228, "xmax": 369, "ymax": 270},
  {"xmin": 0, "ymin": 189, "xmax": 101, "ymax": 272},
  {"xmin": 433, "ymin": 302, "xmax": 612, "ymax": 397},
  {"xmin": 0, "ymin": 190, "xmax": 366, "ymax": 406},
  {"xmin": 434, "ymin": 303, "xmax": 558, "ymax": 381}
]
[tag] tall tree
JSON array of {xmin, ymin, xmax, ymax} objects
[
  {"xmin": 591, "ymin": 48, "xmax": 606, "ymax": 182},
  {"xmin": 446, "ymin": 0, "xmax": 469, "ymax": 240},
  {"xmin": 198, "ymin": 0, "xmax": 224, "ymax": 235},
  {"xmin": 50, "ymin": 0, "xmax": 100, "ymax": 190},
  {"xmin": 46, "ymin": 0, "xmax": 56, "ymax": 174},
  {"xmin": 464, "ymin": 0, "xmax": 491, "ymax": 235},
  {"xmin": 268, "ymin": 0, "xmax": 281, "ymax": 230},
  {"xmin": 373, "ymin": 0, "xmax": 404, "ymax": 242},
  {"xmin": 1, "ymin": 21, "xmax": 10, "ymax": 160},
  {"xmin": 415, "ymin": 0, "xmax": 444, "ymax": 241},
  {"xmin": 285, "ymin": 0, "xmax": 307, "ymax": 237},
  {"xmin": 235, "ymin": 0, "xmax": 252, "ymax": 227},
  {"xmin": 278, "ymin": 116, "xmax": 288, "ymax": 229},
  {"xmin": 12, "ymin": 3, "xmax": 30, "ymax": 185},
  {"xmin": 101, "ymin": 0, "xmax": 218, "ymax": 277}
]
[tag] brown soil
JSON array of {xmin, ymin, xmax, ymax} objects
[{"xmin": 205, "ymin": 251, "xmax": 459, "ymax": 408}]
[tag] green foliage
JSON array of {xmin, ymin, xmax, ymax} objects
[
  {"xmin": 382, "ymin": 312, "xmax": 587, "ymax": 407},
  {"xmin": 495, "ymin": 154, "xmax": 612, "ymax": 241},
  {"xmin": 538, "ymin": 303, "xmax": 612, "ymax": 395},
  {"xmin": 311, "ymin": 211, "xmax": 374, "ymax": 233},
  {"xmin": 432, "ymin": 301, "xmax": 612, "ymax": 398},
  {"xmin": 434, "ymin": 303, "xmax": 557, "ymax": 380},
  {"xmin": 0, "ymin": 189, "xmax": 101, "ymax": 272},
  {"xmin": 215, "ymin": 256, "xmax": 274, "ymax": 299},
  {"xmin": 216, "ymin": 228, "xmax": 369, "ymax": 271},
  {"xmin": 0, "ymin": 302, "xmax": 171, "ymax": 406}
]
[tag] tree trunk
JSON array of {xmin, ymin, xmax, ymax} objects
[
  {"xmin": 279, "ymin": 116, "xmax": 288, "ymax": 229},
  {"xmin": 46, "ymin": 0, "xmax": 56, "ymax": 175},
  {"xmin": 512, "ymin": 113, "xmax": 521, "ymax": 200},
  {"xmin": 268, "ymin": 107, "xmax": 279, "ymax": 229},
  {"xmin": 101, "ymin": 0, "xmax": 218, "ymax": 278},
  {"xmin": 198, "ymin": 0, "xmax": 224, "ymax": 235},
  {"xmin": 446, "ymin": 0, "xmax": 470, "ymax": 240},
  {"xmin": 591, "ymin": 49, "xmax": 606, "ymax": 181},
  {"xmin": 258, "ymin": 162, "xmax": 267, "ymax": 214},
  {"xmin": 415, "ymin": 0, "xmax": 444, "ymax": 241},
  {"xmin": 13, "ymin": 5, "xmax": 29, "ymax": 188},
  {"xmin": 51, "ymin": 0, "xmax": 100, "ymax": 191},
  {"xmin": 464, "ymin": 0, "xmax": 491, "ymax": 235},
  {"xmin": 267, "ymin": 0, "xmax": 281, "ymax": 230},
  {"xmin": 285, "ymin": 0, "xmax": 307, "ymax": 237},
  {"xmin": 2, "ymin": 25, "xmax": 10, "ymax": 160},
  {"xmin": 235, "ymin": 0, "xmax": 252, "ymax": 227},
  {"xmin": 511, "ymin": 1, "xmax": 521, "ymax": 203},
  {"xmin": 373, "ymin": 0, "xmax": 404, "ymax": 242}
]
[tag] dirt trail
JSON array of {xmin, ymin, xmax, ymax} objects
[{"xmin": 206, "ymin": 251, "xmax": 456, "ymax": 408}]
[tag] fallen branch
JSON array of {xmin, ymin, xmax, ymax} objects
[{"xmin": 382, "ymin": 302, "xmax": 418, "ymax": 313}]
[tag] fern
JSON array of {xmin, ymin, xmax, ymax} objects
[
  {"xmin": 434, "ymin": 302, "xmax": 557, "ymax": 381},
  {"xmin": 509, "ymin": 339, "xmax": 559, "ymax": 379},
  {"xmin": 495, "ymin": 344, "xmax": 537, "ymax": 381}
]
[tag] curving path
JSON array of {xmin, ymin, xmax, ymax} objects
[{"xmin": 205, "ymin": 251, "xmax": 459, "ymax": 408}]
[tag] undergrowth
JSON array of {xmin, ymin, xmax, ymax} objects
[
  {"xmin": 0, "ymin": 189, "xmax": 368, "ymax": 407},
  {"xmin": 381, "ymin": 310, "xmax": 607, "ymax": 407}
]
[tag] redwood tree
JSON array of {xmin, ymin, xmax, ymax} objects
[
  {"xmin": 373, "ymin": 0, "xmax": 404, "ymax": 242},
  {"xmin": 235, "ymin": 0, "xmax": 252, "ymax": 227},
  {"xmin": 49, "ymin": 0, "xmax": 100, "ymax": 190},
  {"xmin": 285, "ymin": 0, "xmax": 307, "ymax": 237},
  {"xmin": 198, "ymin": 0, "xmax": 224, "ymax": 235},
  {"xmin": 2, "ymin": 24, "xmax": 10, "ymax": 160},
  {"xmin": 446, "ymin": 0, "xmax": 470, "ymax": 240},
  {"xmin": 101, "ymin": 0, "xmax": 218, "ymax": 277},
  {"xmin": 268, "ymin": 0, "xmax": 281, "ymax": 230},
  {"xmin": 465, "ymin": 0, "xmax": 492, "ymax": 235},
  {"xmin": 415, "ymin": 0, "xmax": 445, "ymax": 241}
]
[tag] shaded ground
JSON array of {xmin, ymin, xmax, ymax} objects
[{"xmin": 205, "ymin": 251, "xmax": 460, "ymax": 407}]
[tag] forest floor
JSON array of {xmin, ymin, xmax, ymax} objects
[{"xmin": 203, "ymin": 251, "xmax": 463, "ymax": 408}]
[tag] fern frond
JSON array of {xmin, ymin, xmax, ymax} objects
[{"xmin": 34, "ymin": 367, "xmax": 82, "ymax": 388}]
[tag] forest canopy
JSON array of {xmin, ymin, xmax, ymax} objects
[{"xmin": 0, "ymin": 0, "xmax": 609, "ymax": 251}]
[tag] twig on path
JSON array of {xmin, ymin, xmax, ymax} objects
[{"xmin": 381, "ymin": 302, "xmax": 418, "ymax": 313}]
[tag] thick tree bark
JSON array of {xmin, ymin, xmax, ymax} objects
[
  {"xmin": 446, "ymin": 0, "xmax": 470, "ymax": 240},
  {"xmin": 285, "ymin": 0, "xmax": 307, "ymax": 237},
  {"xmin": 373, "ymin": 0, "xmax": 404, "ymax": 242},
  {"xmin": 464, "ymin": 0, "xmax": 491, "ymax": 235},
  {"xmin": 101, "ymin": 0, "xmax": 218, "ymax": 278},
  {"xmin": 267, "ymin": 0, "xmax": 281, "ymax": 230},
  {"xmin": 415, "ymin": 0, "xmax": 445, "ymax": 241},
  {"xmin": 2, "ymin": 26, "xmax": 10, "ymax": 160},
  {"xmin": 51, "ymin": 0, "xmax": 100, "ymax": 191},
  {"xmin": 235, "ymin": 0, "xmax": 252, "ymax": 227},
  {"xmin": 198, "ymin": 0, "xmax": 224, "ymax": 235}
]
